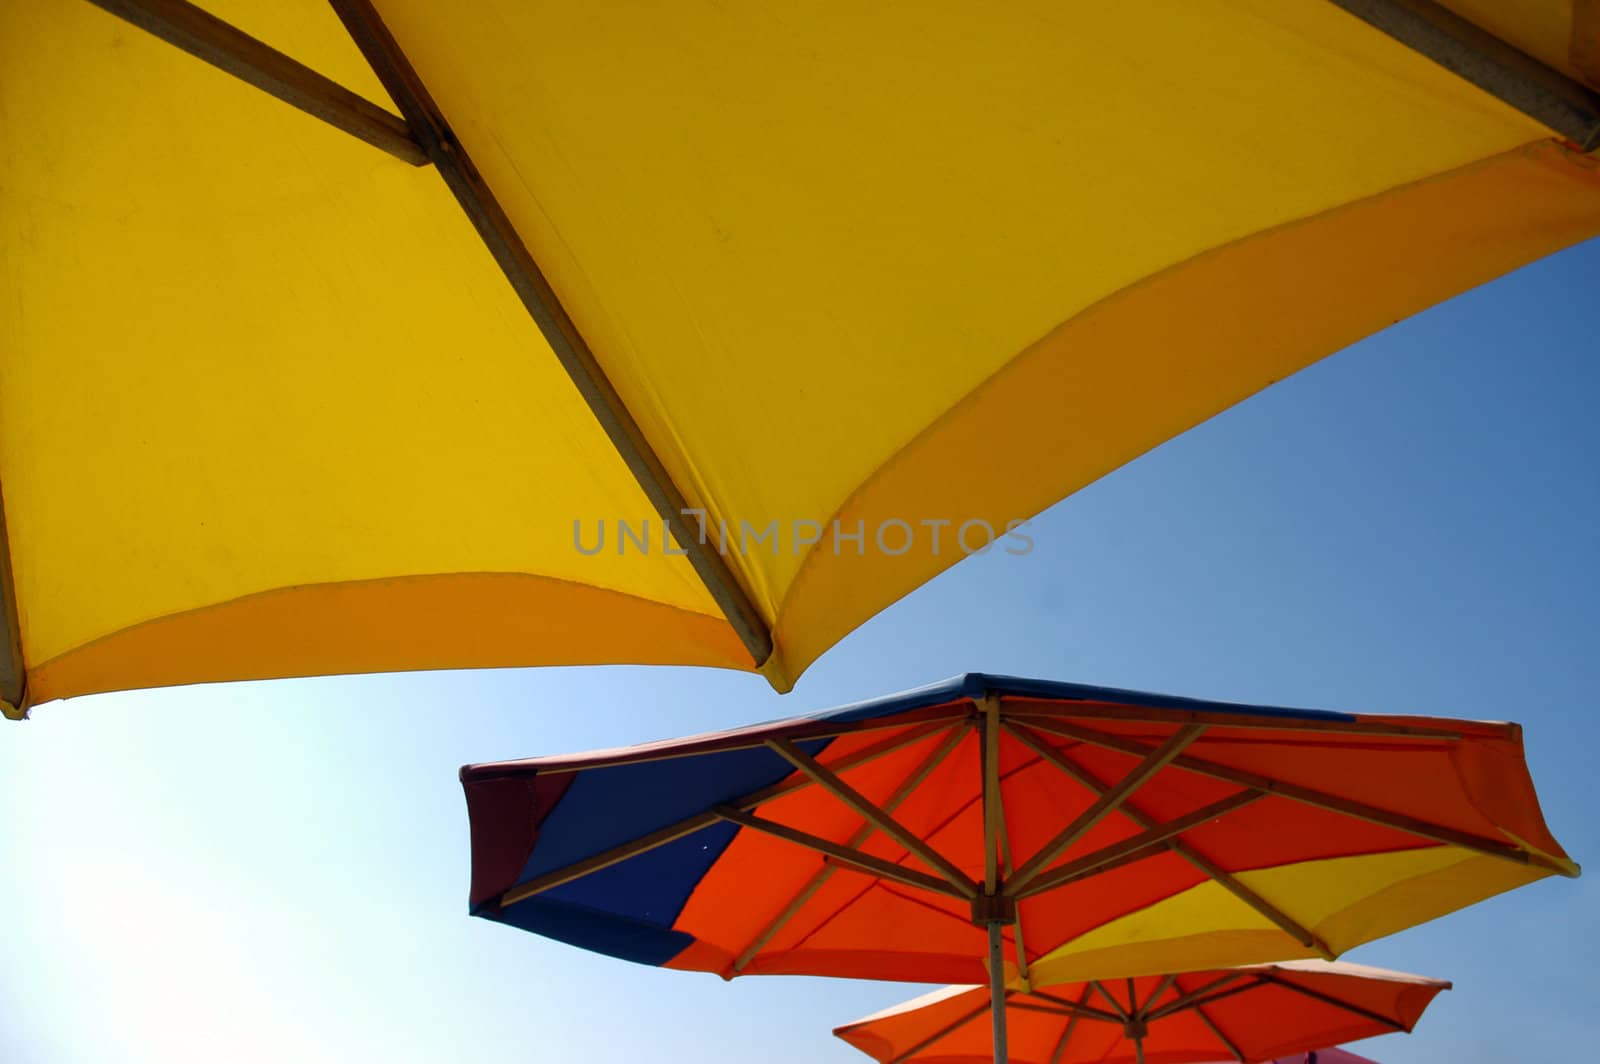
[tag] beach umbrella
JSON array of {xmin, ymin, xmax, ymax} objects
[
  {"xmin": 1253, "ymin": 1051, "xmax": 1379, "ymax": 1064},
  {"xmin": 832, "ymin": 960, "xmax": 1446, "ymax": 1063},
  {"xmin": 4, "ymin": 3, "xmax": 1600, "ymax": 717},
  {"xmin": 460, "ymin": 674, "xmax": 1573, "ymax": 1062}
]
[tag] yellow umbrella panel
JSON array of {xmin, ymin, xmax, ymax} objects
[{"xmin": 3, "ymin": 0, "xmax": 1599, "ymax": 715}]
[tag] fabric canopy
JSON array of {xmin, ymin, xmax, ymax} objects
[
  {"xmin": 4, "ymin": 1, "xmax": 1600, "ymax": 714},
  {"xmin": 833, "ymin": 960, "xmax": 1446, "ymax": 1063},
  {"xmin": 460, "ymin": 674, "xmax": 1575, "ymax": 984}
]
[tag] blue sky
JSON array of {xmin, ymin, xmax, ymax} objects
[{"xmin": 1, "ymin": 237, "xmax": 1595, "ymax": 1063}]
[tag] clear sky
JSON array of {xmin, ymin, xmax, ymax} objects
[{"xmin": 1, "ymin": 237, "xmax": 1595, "ymax": 1064}]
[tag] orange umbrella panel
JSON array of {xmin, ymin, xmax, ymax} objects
[{"xmin": 460, "ymin": 674, "xmax": 1575, "ymax": 984}]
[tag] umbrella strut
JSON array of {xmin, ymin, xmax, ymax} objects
[{"xmin": 980, "ymin": 695, "xmax": 1009, "ymax": 1063}]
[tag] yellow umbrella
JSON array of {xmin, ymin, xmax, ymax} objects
[{"xmin": 3, "ymin": 0, "xmax": 1598, "ymax": 716}]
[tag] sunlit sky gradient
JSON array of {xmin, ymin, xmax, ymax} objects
[{"xmin": 1, "ymin": 238, "xmax": 1595, "ymax": 1063}]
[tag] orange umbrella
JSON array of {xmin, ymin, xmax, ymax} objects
[
  {"xmin": 833, "ymin": 960, "xmax": 1448, "ymax": 1064},
  {"xmin": 462, "ymin": 675, "xmax": 1574, "ymax": 1062}
]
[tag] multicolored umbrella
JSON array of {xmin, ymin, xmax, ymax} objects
[
  {"xmin": 461, "ymin": 674, "xmax": 1573, "ymax": 1060},
  {"xmin": 4, "ymin": 2, "xmax": 1600, "ymax": 716},
  {"xmin": 832, "ymin": 960, "xmax": 1446, "ymax": 1063}
]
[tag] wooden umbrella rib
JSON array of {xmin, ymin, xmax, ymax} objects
[
  {"xmin": 1023, "ymin": 990, "xmax": 1124, "ymax": 1024},
  {"xmin": 328, "ymin": 0, "xmax": 774, "ymax": 668},
  {"xmin": 766, "ymin": 738, "xmax": 977, "ymax": 896},
  {"xmin": 713, "ymin": 806, "xmax": 967, "ymax": 899},
  {"xmin": 1169, "ymin": 842, "xmax": 1335, "ymax": 958},
  {"xmin": 1146, "ymin": 975, "xmax": 1269, "ymax": 1021},
  {"xmin": 498, "ymin": 721, "xmax": 950, "ymax": 907},
  {"xmin": 1009, "ymin": 1001, "xmax": 1080, "ymax": 1018},
  {"xmin": 1089, "ymin": 980, "xmax": 1131, "ymax": 1021},
  {"xmin": 1136, "ymin": 973, "xmax": 1179, "ymax": 1019},
  {"xmin": 1256, "ymin": 972, "xmax": 1409, "ymax": 1030},
  {"xmin": 1008, "ymin": 721, "xmax": 1334, "ymax": 956},
  {"xmin": 1006, "ymin": 723, "xmax": 1206, "ymax": 893},
  {"xmin": 87, "ymin": 0, "xmax": 428, "ymax": 164},
  {"xmin": 1326, "ymin": 0, "xmax": 1600, "ymax": 150},
  {"xmin": 982, "ymin": 698, "xmax": 1003, "ymax": 894},
  {"xmin": 1003, "ymin": 706, "xmax": 1465, "ymax": 740},
  {"xmin": 1192, "ymin": 1000, "xmax": 1247, "ymax": 1062},
  {"xmin": 729, "ymin": 723, "xmax": 968, "ymax": 973},
  {"xmin": 978, "ymin": 696, "xmax": 1015, "ymax": 1064},
  {"xmin": 1010, "ymin": 999, "xmax": 1126, "ymax": 1023},
  {"xmin": 726, "ymin": 862, "xmax": 836, "ymax": 974},
  {"xmin": 1046, "ymin": 988, "xmax": 1095, "ymax": 1064},
  {"xmin": 1141, "ymin": 972, "xmax": 1250, "ymax": 1022},
  {"xmin": 1014, "ymin": 789, "xmax": 1266, "ymax": 900},
  {"xmin": 1004, "ymin": 721, "xmax": 1128, "ymax": 795},
  {"xmin": 531, "ymin": 710, "xmax": 969, "ymax": 775},
  {"xmin": 1046, "ymin": 1018, "xmax": 1078, "ymax": 1064},
  {"xmin": 498, "ymin": 809, "xmax": 717, "ymax": 908},
  {"xmin": 992, "ymin": 751, "xmax": 1031, "ymax": 976},
  {"xmin": 1020, "ymin": 718, "xmax": 1558, "ymax": 871},
  {"xmin": 887, "ymin": 1000, "xmax": 992, "ymax": 1064},
  {"xmin": 0, "ymin": 490, "xmax": 25, "ymax": 720}
]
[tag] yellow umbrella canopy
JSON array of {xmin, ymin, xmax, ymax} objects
[{"xmin": 2, "ymin": 0, "xmax": 1599, "ymax": 716}]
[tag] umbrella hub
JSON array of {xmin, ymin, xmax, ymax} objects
[
  {"xmin": 969, "ymin": 892, "xmax": 1016, "ymax": 926},
  {"xmin": 1123, "ymin": 1018, "xmax": 1149, "ymax": 1041}
]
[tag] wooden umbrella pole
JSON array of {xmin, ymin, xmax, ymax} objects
[
  {"xmin": 1125, "ymin": 1017, "xmax": 1150, "ymax": 1064},
  {"xmin": 980, "ymin": 695, "xmax": 1008, "ymax": 1063},
  {"xmin": 987, "ymin": 918, "xmax": 1008, "ymax": 1064}
]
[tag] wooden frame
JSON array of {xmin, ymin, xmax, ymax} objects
[
  {"xmin": 85, "ymin": 0, "xmax": 426, "ymax": 164},
  {"xmin": 888, "ymin": 999, "xmax": 993, "ymax": 1064},
  {"xmin": 729, "ymin": 724, "xmax": 967, "ymax": 974},
  {"xmin": 976, "ymin": 694, "xmax": 1011, "ymax": 1063},
  {"xmin": 72, "ymin": 0, "xmax": 1600, "ymax": 716},
  {"xmin": 325, "ymin": 0, "xmax": 774, "ymax": 668},
  {"xmin": 0, "ymin": 489, "xmax": 25, "ymax": 720},
  {"xmin": 1013, "ymin": 790, "xmax": 1267, "ymax": 900},
  {"xmin": 713, "ymin": 805, "xmax": 966, "ymax": 898},
  {"xmin": 986, "ymin": 965, "xmax": 1397, "ymax": 1063},
  {"xmin": 1089, "ymin": 979, "xmax": 1131, "ymax": 1020},
  {"xmin": 989, "ymin": 719, "xmax": 1032, "ymax": 978},
  {"xmin": 502, "ymin": 705, "xmax": 971, "ymax": 777},
  {"xmin": 1257, "ymin": 972, "xmax": 1408, "ymax": 1031},
  {"xmin": 1044, "ymin": 988, "xmax": 1094, "ymax": 1064},
  {"xmin": 1327, "ymin": 0, "xmax": 1600, "ymax": 150},
  {"xmin": 478, "ymin": 673, "xmax": 1575, "ymax": 1064},
  {"xmin": 1018, "ymin": 717, "xmax": 1570, "ymax": 874},
  {"xmin": 497, "ymin": 719, "xmax": 952, "ymax": 906},
  {"xmin": 1138, "ymin": 974, "xmax": 1178, "ymax": 1015},
  {"xmin": 1143, "ymin": 972, "xmax": 1251, "ymax": 1021},
  {"xmin": 1006, "ymin": 724, "xmax": 1204, "ymax": 892},
  {"xmin": 88, "ymin": 0, "xmax": 777, "ymax": 672},
  {"xmin": 1193, "ymin": 1004, "xmax": 1246, "ymax": 1062},
  {"xmin": 1011, "ymin": 723, "xmax": 1337, "ymax": 953},
  {"xmin": 766, "ymin": 737, "xmax": 976, "ymax": 895},
  {"xmin": 1024, "ymin": 989, "xmax": 1123, "ymax": 1024},
  {"xmin": 499, "ymin": 685, "xmax": 1560, "ymax": 981},
  {"xmin": 1007, "ymin": 722, "xmax": 1337, "ymax": 956},
  {"xmin": 1003, "ymin": 704, "xmax": 1467, "ymax": 740}
]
